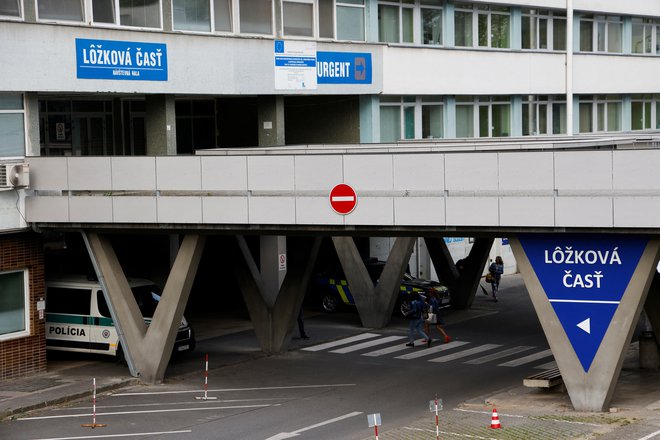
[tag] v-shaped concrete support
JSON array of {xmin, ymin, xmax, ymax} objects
[
  {"xmin": 511, "ymin": 235, "xmax": 660, "ymax": 411},
  {"xmin": 332, "ymin": 236, "xmax": 415, "ymax": 328},
  {"xmin": 645, "ymin": 273, "xmax": 660, "ymax": 347},
  {"xmin": 83, "ymin": 232, "xmax": 206, "ymax": 384},
  {"xmin": 234, "ymin": 236, "xmax": 321, "ymax": 353},
  {"xmin": 425, "ymin": 237, "xmax": 494, "ymax": 309}
]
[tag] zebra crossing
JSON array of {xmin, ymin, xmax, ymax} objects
[{"xmin": 302, "ymin": 332, "xmax": 556, "ymax": 369}]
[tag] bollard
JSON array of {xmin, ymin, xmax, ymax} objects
[
  {"xmin": 81, "ymin": 378, "xmax": 107, "ymax": 428},
  {"xmin": 195, "ymin": 353, "xmax": 217, "ymax": 400}
]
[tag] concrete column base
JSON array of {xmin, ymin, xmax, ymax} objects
[
  {"xmin": 83, "ymin": 232, "xmax": 205, "ymax": 384},
  {"xmin": 333, "ymin": 236, "xmax": 415, "ymax": 328},
  {"xmin": 234, "ymin": 236, "xmax": 321, "ymax": 353}
]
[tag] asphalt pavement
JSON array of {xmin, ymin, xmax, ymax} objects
[{"xmin": 1, "ymin": 275, "xmax": 660, "ymax": 440}]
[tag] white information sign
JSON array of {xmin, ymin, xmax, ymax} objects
[
  {"xmin": 278, "ymin": 253, "xmax": 287, "ymax": 271},
  {"xmin": 274, "ymin": 40, "xmax": 317, "ymax": 90},
  {"xmin": 366, "ymin": 413, "xmax": 381, "ymax": 427}
]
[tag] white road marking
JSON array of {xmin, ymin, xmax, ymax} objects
[
  {"xmin": 361, "ymin": 339, "xmax": 426, "ymax": 357},
  {"xmin": 464, "ymin": 346, "xmax": 535, "ymax": 365},
  {"xmin": 264, "ymin": 411, "xmax": 362, "ymax": 440},
  {"xmin": 498, "ymin": 349, "xmax": 553, "ymax": 367},
  {"xmin": 331, "ymin": 336, "xmax": 406, "ymax": 353},
  {"xmin": 454, "ymin": 409, "xmax": 602, "ymax": 426},
  {"xmin": 18, "ymin": 404, "xmax": 279, "ymax": 421},
  {"xmin": 302, "ymin": 333, "xmax": 381, "ymax": 352},
  {"xmin": 405, "ymin": 426, "xmax": 497, "ymax": 439},
  {"xmin": 52, "ymin": 398, "xmax": 283, "ymax": 411},
  {"xmin": 112, "ymin": 383, "xmax": 355, "ymax": 396},
  {"xmin": 30, "ymin": 430, "xmax": 191, "ymax": 440},
  {"xmin": 395, "ymin": 341, "xmax": 470, "ymax": 360},
  {"xmin": 429, "ymin": 344, "xmax": 500, "ymax": 363},
  {"xmin": 535, "ymin": 360, "xmax": 557, "ymax": 370},
  {"xmin": 454, "ymin": 408, "xmax": 525, "ymax": 418},
  {"xmin": 638, "ymin": 429, "xmax": 660, "ymax": 440}
]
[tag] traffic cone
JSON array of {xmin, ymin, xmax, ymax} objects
[{"xmin": 490, "ymin": 408, "xmax": 501, "ymax": 429}]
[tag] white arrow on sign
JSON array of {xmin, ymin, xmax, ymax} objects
[
  {"xmin": 265, "ymin": 411, "xmax": 363, "ymax": 440},
  {"xmin": 577, "ymin": 318, "xmax": 591, "ymax": 334}
]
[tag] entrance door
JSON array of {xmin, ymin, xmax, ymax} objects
[{"xmin": 72, "ymin": 115, "xmax": 111, "ymax": 155}]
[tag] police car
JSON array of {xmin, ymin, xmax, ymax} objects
[
  {"xmin": 310, "ymin": 258, "xmax": 451, "ymax": 315},
  {"xmin": 45, "ymin": 275, "xmax": 195, "ymax": 360}
]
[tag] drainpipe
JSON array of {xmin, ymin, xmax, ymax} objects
[{"xmin": 566, "ymin": 0, "xmax": 574, "ymax": 135}]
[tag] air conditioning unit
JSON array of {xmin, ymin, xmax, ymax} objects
[{"xmin": 0, "ymin": 163, "xmax": 30, "ymax": 189}]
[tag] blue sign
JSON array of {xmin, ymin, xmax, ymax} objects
[
  {"xmin": 317, "ymin": 52, "xmax": 372, "ymax": 84},
  {"xmin": 519, "ymin": 234, "xmax": 648, "ymax": 372},
  {"xmin": 76, "ymin": 38, "xmax": 168, "ymax": 81}
]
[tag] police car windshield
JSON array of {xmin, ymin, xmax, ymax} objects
[{"xmin": 132, "ymin": 284, "xmax": 162, "ymax": 317}]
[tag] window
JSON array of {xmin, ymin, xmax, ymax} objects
[
  {"xmin": 631, "ymin": 95, "xmax": 660, "ymax": 130},
  {"xmin": 455, "ymin": 3, "xmax": 510, "ymax": 49},
  {"xmin": 522, "ymin": 95, "xmax": 566, "ymax": 135},
  {"xmin": 378, "ymin": 1, "xmax": 413, "ymax": 44},
  {"xmin": 380, "ymin": 96, "xmax": 444, "ymax": 141},
  {"xmin": 578, "ymin": 95, "xmax": 622, "ymax": 133},
  {"xmin": 214, "ymin": 0, "xmax": 232, "ymax": 31},
  {"xmin": 283, "ymin": 1, "xmax": 313, "ymax": 37},
  {"xmin": 632, "ymin": 18, "xmax": 659, "ymax": 55},
  {"xmin": 239, "ymin": 0, "xmax": 272, "ymax": 34},
  {"xmin": 522, "ymin": 9, "xmax": 566, "ymax": 51},
  {"xmin": 579, "ymin": 14, "xmax": 622, "ymax": 53},
  {"xmin": 92, "ymin": 0, "xmax": 161, "ymax": 28},
  {"xmin": 38, "ymin": 0, "xmax": 83, "ymax": 21},
  {"xmin": 176, "ymin": 99, "xmax": 216, "ymax": 154},
  {"xmin": 173, "ymin": 0, "xmax": 211, "ymax": 32},
  {"xmin": 421, "ymin": 0, "xmax": 443, "ymax": 45},
  {"xmin": 0, "ymin": 271, "xmax": 29, "ymax": 341},
  {"xmin": 0, "ymin": 94, "xmax": 25, "ymax": 158},
  {"xmin": 0, "ymin": 0, "xmax": 21, "ymax": 17},
  {"xmin": 336, "ymin": 0, "xmax": 365, "ymax": 41},
  {"xmin": 47, "ymin": 287, "xmax": 91, "ymax": 316},
  {"xmin": 455, "ymin": 96, "xmax": 510, "ymax": 138}
]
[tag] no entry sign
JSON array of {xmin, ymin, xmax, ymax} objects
[{"xmin": 329, "ymin": 183, "xmax": 357, "ymax": 215}]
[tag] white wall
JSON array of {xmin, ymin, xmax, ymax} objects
[{"xmin": 26, "ymin": 146, "xmax": 660, "ymax": 229}]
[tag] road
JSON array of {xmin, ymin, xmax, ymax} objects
[{"xmin": 1, "ymin": 275, "xmax": 559, "ymax": 439}]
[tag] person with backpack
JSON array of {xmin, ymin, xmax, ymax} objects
[
  {"xmin": 405, "ymin": 293, "xmax": 432, "ymax": 348},
  {"xmin": 488, "ymin": 256, "xmax": 504, "ymax": 302}
]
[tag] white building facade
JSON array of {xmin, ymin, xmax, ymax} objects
[{"xmin": 2, "ymin": 0, "xmax": 660, "ymax": 378}]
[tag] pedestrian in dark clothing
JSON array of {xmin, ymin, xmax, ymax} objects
[
  {"xmin": 297, "ymin": 306, "xmax": 309, "ymax": 339},
  {"xmin": 405, "ymin": 293, "xmax": 431, "ymax": 348},
  {"xmin": 423, "ymin": 292, "xmax": 451, "ymax": 344}
]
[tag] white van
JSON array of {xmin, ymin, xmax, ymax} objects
[{"xmin": 46, "ymin": 275, "xmax": 195, "ymax": 359}]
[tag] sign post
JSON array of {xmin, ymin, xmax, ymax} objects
[
  {"xmin": 366, "ymin": 413, "xmax": 381, "ymax": 440},
  {"xmin": 429, "ymin": 397, "xmax": 443, "ymax": 440}
]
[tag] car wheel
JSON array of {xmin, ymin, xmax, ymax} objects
[
  {"xmin": 399, "ymin": 298, "xmax": 412, "ymax": 317},
  {"xmin": 321, "ymin": 293, "xmax": 339, "ymax": 313}
]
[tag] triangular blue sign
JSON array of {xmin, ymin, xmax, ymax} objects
[
  {"xmin": 550, "ymin": 301, "xmax": 618, "ymax": 371},
  {"xmin": 519, "ymin": 234, "xmax": 648, "ymax": 372}
]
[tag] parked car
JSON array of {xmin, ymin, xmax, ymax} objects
[
  {"xmin": 46, "ymin": 275, "xmax": 195, "ymax": 360},
  {"xmin": 310, "ymin": 258, "xmax": 450, "ymax": 316}
]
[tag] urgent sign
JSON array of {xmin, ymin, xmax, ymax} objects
[{"xmin": 317, "ymin": 52, "xmax": 372, "ymax": 84}]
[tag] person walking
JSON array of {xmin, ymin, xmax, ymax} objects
[
  {"xmin": 423, "ymin": 292, "xmax": 451, "ymax": 344},
  {"xmin": 488, "ymin": 256, "xmax": 504, "ymax": 302},
  {"xmin": 405, "ymin": 293, "xmax": 432, "ymax": 348}
]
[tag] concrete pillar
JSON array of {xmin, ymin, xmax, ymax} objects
[
  {"xmin": 511, "ymin": 235, "xmax": 660, "ymax": 411},
  {"xmin": 24, "ymin": 93, "xmax": 40, "ymax": 156},
  {"xmin": 145, "ymin": 95, "xmax": 177, "ymax": 155},
  {"xmin": 423, "ymin": 237, "xmax": 459, "ymax": 286},
  {"xmin": 234, "ymin": 236, "xmax": 321, "ymax": 353},
  {"xmin": 333, "ymin": 236, "xmax": 415, "ymax": 328},
  {"xmin": 449, "ymin": 237, "xmax": 494, "ymax": 309},
  {"xmin": 83, "ymin": 232, "xmax": 205, "ymax": 383},
  {"xmin": 260, "ymin": 236, "xmax": 287, "ymax": 305},
  {"xmin": 258, "ymin": 96, "xmax": 285, "ymax": 147},
  {"xmin": 645, "ymin": 273, "xmax": 660, "ymax": 347}
]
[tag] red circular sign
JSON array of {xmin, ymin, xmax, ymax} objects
[{"xmin": 329, "ymin": 183, "xmax": 357, "ymax": 215}]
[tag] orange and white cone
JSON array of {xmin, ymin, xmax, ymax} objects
[{"xmin": 490, "ymin": 408, "xmax": 501, "ymax": 429}]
